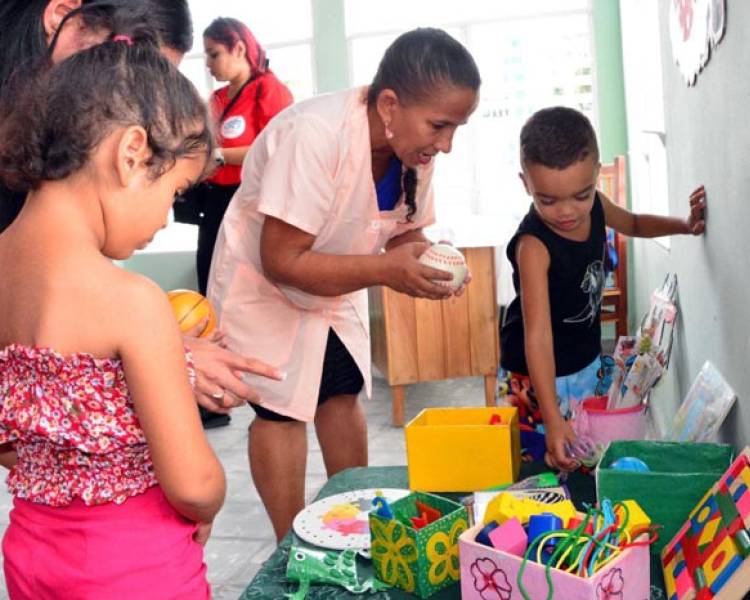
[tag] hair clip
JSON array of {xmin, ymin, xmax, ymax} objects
[{"xmin": 112, "ymin": 35, "xmax": 133, "ymax": 46}]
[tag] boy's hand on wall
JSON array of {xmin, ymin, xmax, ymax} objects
[{"xmin": 686, "ymin": 185, "xmax": 706, "ymax": 235}]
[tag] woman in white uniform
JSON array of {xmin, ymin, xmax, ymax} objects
[{"xmin": 208, "ymin": 28, "xmax": 481, "ymax": 541}]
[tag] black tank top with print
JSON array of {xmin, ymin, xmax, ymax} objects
[{"xmin": 500, "ymin": 193, "xmax": 607, "ymax": 376}]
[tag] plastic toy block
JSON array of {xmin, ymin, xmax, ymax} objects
[
  {"xmin": 662, "ymin": 448, "xmax": 750, "ymax": 600},
  {"xmin": 663, "ymin": 522, "xmax": 691, "ymax": 566},
  {"xmin": 691, "ymin": 494, "xmax": 720, "ymax": 536},
  {"xmin": 697, "ymin": 515, "xmax": 722, "ymax": 552},
  {"xmin": 483, "ymin": 492, "xmax": 576, "ymax": 526},
  {"xmin": 663, "ymin": 560, "xmax": 677, "ymax": 598},
  {"xmin": 528, "ymin": 514, "xmax": 563, "ymax": 549},
  {"xmin": 568, "ymin": 516, "xmax": 594, "ymax": 535},
  {"xmin": 726, "ymin": 474, "xmax": 750, "ymax": 527},
  {"xmin": 615, "ymin": 499, "xmax": 651, "ymax": 539},
  {"xmin": 487, "ymin": 517, "xmax": 528, "ymax": 556},
  {"xmin": 734, "ymin": 529, "xmax": 750, "ymax": 557},
  {"xmin": 682, "ymin": 534, "xmax": 711, "ymax": 596},
  {"xmin": 717, "ymin": 490, "xmax": 741, "ymax": 530},
  {"xmin": 712, "ymin": 489, "xmax": 750, "ymax": 558},
  {"xmin": 704, "ymin": 532, "xmax": 743, "ymax": 593},
  {"xmin": 736, "ymin": 462, "xmax": 750, "ymax": 490},
  {"xmin": 675, "ymin": 564, "xmax": 693, "ymax": 598},
  {"xmin": 475, "ymin": 521, "xmax": 499, "ymax": 547}
]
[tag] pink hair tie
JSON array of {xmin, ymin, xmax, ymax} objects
[{"xmin": 112, "ymin": 35, "xmax": 133, "ymax": 46}]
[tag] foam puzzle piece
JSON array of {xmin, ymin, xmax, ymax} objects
[{"xmin": 488, "ymin": 517, "xmax": 528, "ymax": 556}]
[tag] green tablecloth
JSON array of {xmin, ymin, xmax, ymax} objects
[{"xmin": 240, "ymin": 464, "xmax": 667, "ymax": 599}]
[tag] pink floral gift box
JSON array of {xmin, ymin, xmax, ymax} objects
[{"xmin": 458, "ymin": 522, "xmax": 650, "ymax": 600}]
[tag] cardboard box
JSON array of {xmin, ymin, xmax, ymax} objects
[
  {"xmin": 405, "ymin": 407, "xmax": 520, "ymax": 492},
  {"xmin": 369, "ymin": 492, "xmax": 468, "ymax": 598},
  {"xmin": 459, "ymin": 522, "xmax": 650, "ymax": 599},
  {"xmin": 596, "ymin": 440, "xmax": 734, "ymax": 554}
]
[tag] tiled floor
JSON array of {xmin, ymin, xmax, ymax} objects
[{"xmin": 0, "ymin": 371, "xmax": 488, "ymax": 599}]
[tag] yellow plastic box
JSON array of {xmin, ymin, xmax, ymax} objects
[{"xmin": 405, "ymin": 407, "xmax": 520, "ymax": 492}]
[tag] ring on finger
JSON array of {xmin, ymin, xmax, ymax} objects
[{"xmin": 211, "ymin": 389, "xmax": 225, "ymax": 400}]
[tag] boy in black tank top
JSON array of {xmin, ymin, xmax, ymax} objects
[{"xmin": 498, "ymin": 107, "xmax": 706, "ymax": 471}]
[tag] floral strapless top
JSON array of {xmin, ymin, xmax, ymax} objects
[{"xmin": 0, "ymin": 344, "xmax": 195, "ymax": 507}]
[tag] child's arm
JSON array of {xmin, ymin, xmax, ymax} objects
[
  {"xmin": 0, "ymin": 444, "xmax": 16, "ymax": 469},
  {"xmin": 118, "ymin": 275, "xmax": 226, "ymax": 526},
  {"xmin": 516, "ymin": 235, "xmax": 579, "ymax": 471},
  {"xmin": 601, "ymin": 185, "xmax": 706, "ymax": 237}
]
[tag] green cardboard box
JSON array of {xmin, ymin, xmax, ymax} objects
[
  {"xmin": 595, "ymin": 440, "xmax": 734, "ymax": 554},
  {"xmin": 369, "ymin": 492, "xmax": 468, "ymax": 598}
]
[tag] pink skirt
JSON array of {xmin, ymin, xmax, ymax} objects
[{"xmin": 2, "ymin": 486, "xmax": 210, "ymax": 599}]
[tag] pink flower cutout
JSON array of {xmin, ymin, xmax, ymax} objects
[
  {"xmin": 470, "ymin": 558, "xmax": 512, "ymax": 600},
  {"xmin": 596, "ymin": 567, "xmax": 624, "ymax": 600}
]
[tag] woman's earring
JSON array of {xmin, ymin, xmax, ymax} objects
[{"xmin": 384, "ymin": 122, "xmax": 394, "ymax": 140}]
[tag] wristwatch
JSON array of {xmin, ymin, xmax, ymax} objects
[{"xmin": 213, "ymin": 148, "xmax": 225, "ymax": 166}]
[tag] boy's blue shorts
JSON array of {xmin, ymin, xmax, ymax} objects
[{"xmin": 496, "ymin": 356, "xmax": 612, "ymax": 460}]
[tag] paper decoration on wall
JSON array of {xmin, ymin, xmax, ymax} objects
[
  {"xmin": 667, "ymin": 361, "xmax": 737, "ymax": 443},
  {"xmin": 669, "ymin": 0, "xmax": 726, "ymax": 85},
  {"xmin": 661, "ymin": 447, "xmax": 750, "ymax": 599}
]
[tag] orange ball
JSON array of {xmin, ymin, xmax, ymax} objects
[{"xmin": 167, "ymin": 289, "xmax": 216, "ymax": 338}]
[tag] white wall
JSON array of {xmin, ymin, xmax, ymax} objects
[{"xmin": 635, "ymin": 2, "xmax": 749, "ymax": 448}]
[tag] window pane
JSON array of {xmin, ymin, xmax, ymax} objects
[
  {"xmin": 179, "ymin": 56, "xmax": 212, "ymax": 99},
  {"xmin": 189, "ymin": 0, "xmax": 313, "ymax": 45},
  {"xmin": 267, "ymin": 44, "xmax": 315, "ymax": 100},
  {"xmin": 141, "ymin": 219, "xmax": 199, "ymax": 254},
  {"xmin": 178, "ymin": 46, "xmax": 313, "ymax": 110},
  {"xmin": 349, "ymin": 27, "xmax": 462, "ymax": 87},
  {"xmin": 348, "ymin": 12, "xmax": 595, "ymax": 243},
  {"xmin": 345, "ymin": 0, "xmax": 589, "ymax": 36},
  {"xmin": 469, "ymin": 15, "xmax": 595, "ymax": 221},
  {"xmin": 349, "ymin": 34, "xmax": 399, "ymax": 87},
  {"xmin": 620, "ymin": 0, "xmax": 669, "ymax": 247}
]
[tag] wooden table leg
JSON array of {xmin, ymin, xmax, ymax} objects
[
  {"xmin": 484, "ymin": 375, "xmax": 497, "ymax": 407},
  {"xmin": 392, "ymin": 385, "xmax": 405, "ymax": 427}
]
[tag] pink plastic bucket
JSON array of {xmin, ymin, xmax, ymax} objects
[{"xmin": 580, "ymin": 396, "xmax": 646, "ymax": 449}]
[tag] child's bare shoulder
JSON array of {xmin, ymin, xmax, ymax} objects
[
  {"xmin": 95, "ymin": 264, "xmax": 174, "ymax": 333},
  {"xmin": 515, "ymin": 234, "xmax": 549, "ymax": 260},
  {"xmin": 108, "ymin": 267, "xmax": 170, "ymax": 313}
]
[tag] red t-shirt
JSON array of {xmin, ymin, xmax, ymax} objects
[{"xmin": 208, "ymin": 70, "xmax": 293, "ymax": 186}]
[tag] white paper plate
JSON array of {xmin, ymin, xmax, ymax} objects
[{"xmin": 292, "ymin": 488, "xmax": 410, "ymax": 550}]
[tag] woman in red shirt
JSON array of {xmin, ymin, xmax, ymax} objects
[{"xmin": 199, "ymin": 17, "xmax": 293, "ymax": 295}]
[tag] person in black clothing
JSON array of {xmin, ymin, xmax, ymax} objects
[
  {"xmin": 498, "ymin": 106, "xmax": 706, "ymax": 471},
  {"xmin": 0, "ymin": 0, "xmax": 282, "ymax": 428}
]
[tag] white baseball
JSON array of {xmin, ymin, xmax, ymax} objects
[{"xmin": 418, "ymin": 243, "xmax": 468, "ymax": 291}]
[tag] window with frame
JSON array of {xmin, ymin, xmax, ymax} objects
[
  {"xmin": 619, "ymin": 0, "xmax": 671, "ymax": 248},
  {"xmin": 346, "ymin": 1, "xmax": 596, "ymax": 233}
]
